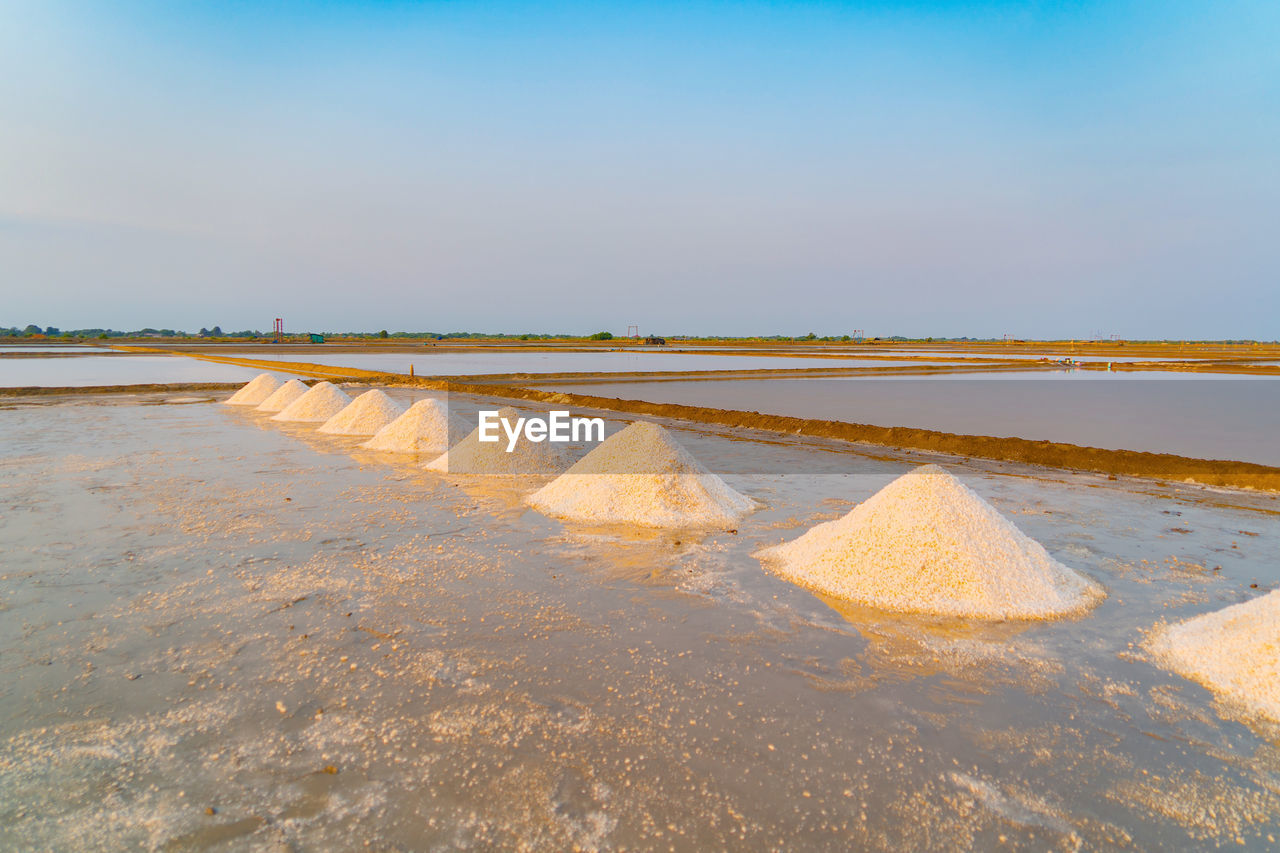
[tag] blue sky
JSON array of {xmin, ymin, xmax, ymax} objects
[{"xmin": 2, "ymin": 1, "xmax": 1277, "ymax": 337}]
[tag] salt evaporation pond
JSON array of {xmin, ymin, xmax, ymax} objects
[
  {"xmin": 0, "ymin": 345, "xmax": 116, "ymax": 353},
  {"xmin": 542, "ymin": 378, "xmax": 1280, "ymax": 467},
  {"xmin": 223, "ymin": 350, "xmax": 938, "ymax": 375},
  {"xmin": 2, "ymin": 389, "xmax": 1279, "ymax": 848},
  {"xmin": 0, "ymin": 355, "xmax": 288, "ymax": 387}
]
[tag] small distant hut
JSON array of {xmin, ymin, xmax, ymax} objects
[{"xmin": 644, "ymin": 335, "xmax": 667, "ymax": 346}]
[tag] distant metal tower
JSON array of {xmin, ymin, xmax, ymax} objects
[
  {"xmin": 273, "ymin": 318, "xmax": 284, "ymax": 343},
  {"xmin": 626, "ymin": 324, "xmax": 639, "ymax": 338},
  {"xmin": 852, "ymin": 329, "xmax": 864, "ymax": 342}
]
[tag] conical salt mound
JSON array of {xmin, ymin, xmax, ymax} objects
[
  {"xmin": 1147, "ymin": 590, "xmax": 1280, "ymax": 721},
  {"xmin": 361, "ymin": 399, "xmax": 468, "ymax": 454},
  {"xmin": 527, "ymin": 421, "xmax": 754, "ymax": 528},
  {"xmin": 225, "ymin": 373, "xmax": 282, "ymax": 406},
  {"xmin": 255, "ymin": 378, "xmax": 309, "ymax": 413},
  {"xmin": 272, "ymin": 381, "xmax": 352, "ymax": 423},
  {"xmin": 318, "ymin": 389, "xmax": 404, "ymax": 436},
  {"xmin": 424, "ymin": 407, "xmax": 569, "ymax": 475},
  {"xmin": 754, "ymin": 465, "xmax": 1102, "ymax": 620}
]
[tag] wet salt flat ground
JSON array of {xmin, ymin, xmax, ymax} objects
[
  {"xmin": 2, "ymin": 390, "xmax": 1280, "ymax": 849},
  {"xmin": 0, "ymin": 356, "xmax": 289, "ymax": 387},
  {"xmin": 546, "ymin": 379, "xmax": 1280, "ymax": 467}
]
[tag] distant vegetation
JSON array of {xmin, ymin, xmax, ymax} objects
[{"xmin": 0, "ymin": 324, "xmax": 1274, "ymax": 345}]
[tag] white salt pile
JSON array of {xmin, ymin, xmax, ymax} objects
[
  {"xmin": 1147, "ymin": 590, "xmax": 1280, "ymax": 721},
  {"xmin": 271, "ymin": 381, "xmax": 352, "ymax": 423},
  {"xmin": 527, "ymin": 421, "xmax": 754, "ymax": 528},
  {"xmin": 317, "ymin": 389, "xmax": 405, "ymax": 436},
  {"xmin": 360, "ymin": 399, "xmax": 468, "ymax": 454},
  {"xmin": 754, "ymin": 465, "xmax": 1102, "ymax": 620},
  {"xmin": 224, "ymin": 373, "xmax": 282, "ymax": 406},
  {"xmin": 255, "ymin": 378, "xmax": 310, "ymax": 413},
  {"xmin": 424, "ymin": 407, "xmax": 569, "ymax": 475}
]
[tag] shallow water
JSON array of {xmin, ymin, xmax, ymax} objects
[
  {"xmin": 543, "ymin": 378, "xmax": 1280, "ymax": 466},
  {"xmin": 2, "ymin": 391, "xmax": 1279, "ymax": 849},
  {"xmin": 0, "ymin": 356, "xmax": 292, "ymax": 387},
  {"xmin": 0, "ymin": 346, "xmax": 115, "ymax": 353},
  {"xmin": 222, "ymin": 351, "xmax": 938, "ymax": 376}
]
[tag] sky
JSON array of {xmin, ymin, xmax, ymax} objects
[{"xmin": 1, "ymin": 1, "xmax": 1277, "ymax": 338}]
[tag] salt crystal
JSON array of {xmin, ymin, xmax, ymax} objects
[
  {"xmin": 225, "ymin": 373, "xmax": 282, "ymax": 406},
  {"xmin": 527, "ymin": 421, "xmax": 754, "ymax": 528},
  {"xmin": 360, "ymin": 398, "xmax": 467, "ymax": 454},
  {"xmin": 271, "ymin": 381, "xmax": 352, "ymax": 423},
  {"xmin": 255, "ymin": 378, "xmax": 309, "ymax": 413},
  {"xmin": 424, "ymin": 406, "xmax": 569, "ymax": 475},
  {"xmin": 1148, "ymin": 589, "xmax": 1280, "ymax": 721},
  {"xmin": 754, "ymin": 465, "xmax": 1102, "ymax": 620},
  {"xmin": 318, "ymin": 389, "xmax": 404, "ymax": 436}
]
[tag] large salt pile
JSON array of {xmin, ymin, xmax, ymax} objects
[
  {"xmin": 317, "ymin": 389, "xmax": 404, "ymax": 436},
  {"xmin": 360, "ymin": 399, "xmax": 468, "ymax": 454},
  {"xmin": 224, "ymin": 373, "xmax": 282, "ymax": 406},
  {"xmin": 255, "ymin": 378, "xmax": 309, "ymax": 413},
  {"xmin": 527, "ymin": 421, "xmax": 754, "ymax": 528},
  {"xmin": 754, "ymin": 465, "xmax": 1102, "ymax": 620},
  {"xmin": 1147, "ymin": 590, "xmax": 1280, "ymax": 720},
  {"xmin": 271, "ymin": 381, "xmax": 352, "ymax": 423},
  {"xmin": 424, "ymin": 407, "xmax": 569, "ymax": 475}
]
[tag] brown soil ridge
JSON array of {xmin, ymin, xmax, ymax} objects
[{"xmin": 143, "ymin": 350, "xmax": 1280, "ymax": 491}]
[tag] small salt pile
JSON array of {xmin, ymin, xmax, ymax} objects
[
  {"xmin": 1147, "ymin": 590, "xmax": 1280, "ymax": 721},
  {"xmin": 318, "ymin": 389, "xmax": 404, "ymax": 436},
  {"xmin": 271, "ymin": 381, "xmax": 352, "ymax": 423},
  {"xmin": 360, "ymin": 399, "xmax": 468, "ymax": 454},
  {"xmin": 527, "ymin": 421, "xmax": 754, "ymax": 528},
  {"xmin": 424, "ymin": 407, "xmax": 569, "ymax": 475},
  {"xmin": 224, "ymin": 373, "xmax": 282, "ymax": 406},
  {"xmin": 255, "ymin": 378, "xmax": 309, "ymax": 413},
  {"xmin": 754, "ymin": 465, "xmax": 1102, "ymax": 620}
]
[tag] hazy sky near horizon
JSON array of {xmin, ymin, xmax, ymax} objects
[{"xmin": 2, "ymin": 1, "xmax": 1278, "ymax": 338}]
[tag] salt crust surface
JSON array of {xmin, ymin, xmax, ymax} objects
[
  {"xmin": 271, "ymin": 381, "xmax": 352, "ymax": 423},
  {"xmin": 424, "ymin": 407, "xmax": 569, "ymax": 475},
  {"xmin": 527, "ymin": 421, "xmax": 754, "ymax": 529},
  {"xmin": 1148, "ymin": 589, "xmax": 1280, "ymax": 721},
  {"xmin": 361, "ymin": 399, "xmax": 467, "ymax": 454},
  {"xmin": 318, "ymin": 389, "xmax": 404, "ymax": 436},
  {"xmin": 224, "ymin": 373, "xmax": 281, "ymax": 406},
  {"xmin": 254, "ymin": 378, "xmax": 309, "ymax": 413},
  {"xmin": 754, "ymin": 465, "xmax": 1102, "ymax": 620}
]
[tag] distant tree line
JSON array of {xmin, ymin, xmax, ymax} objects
[{"xmin": 2, "ymin": 324, "xmax": 1275, "ymax": 345}]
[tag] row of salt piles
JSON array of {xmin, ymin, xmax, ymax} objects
[
  {"xmin": 224, "ymin": 374, "xmax": 1280, "ymax": 722},
  {"xmin": 225, "ymin": 373, "xmax": 463, "ymax": 450}
]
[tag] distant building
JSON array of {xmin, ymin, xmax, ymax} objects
[
  {"xmin": 644, "ymin": 336, "xmax": 667, "ymax": 346},
  {"xmin": 309, "ymin": 333, "xmax": 325, "ymax": 343}
]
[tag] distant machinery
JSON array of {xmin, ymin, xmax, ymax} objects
[
  {"xmin": 852, "ymin": 329, "xmax": 865, "ymax": 342},
  {"xmin": 644, "ymin": 336, "xmax": 667, "ymax": 346},
  {"xmin": 273, "ymin": 318, "xmax": 284, "ymax": 343}
]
